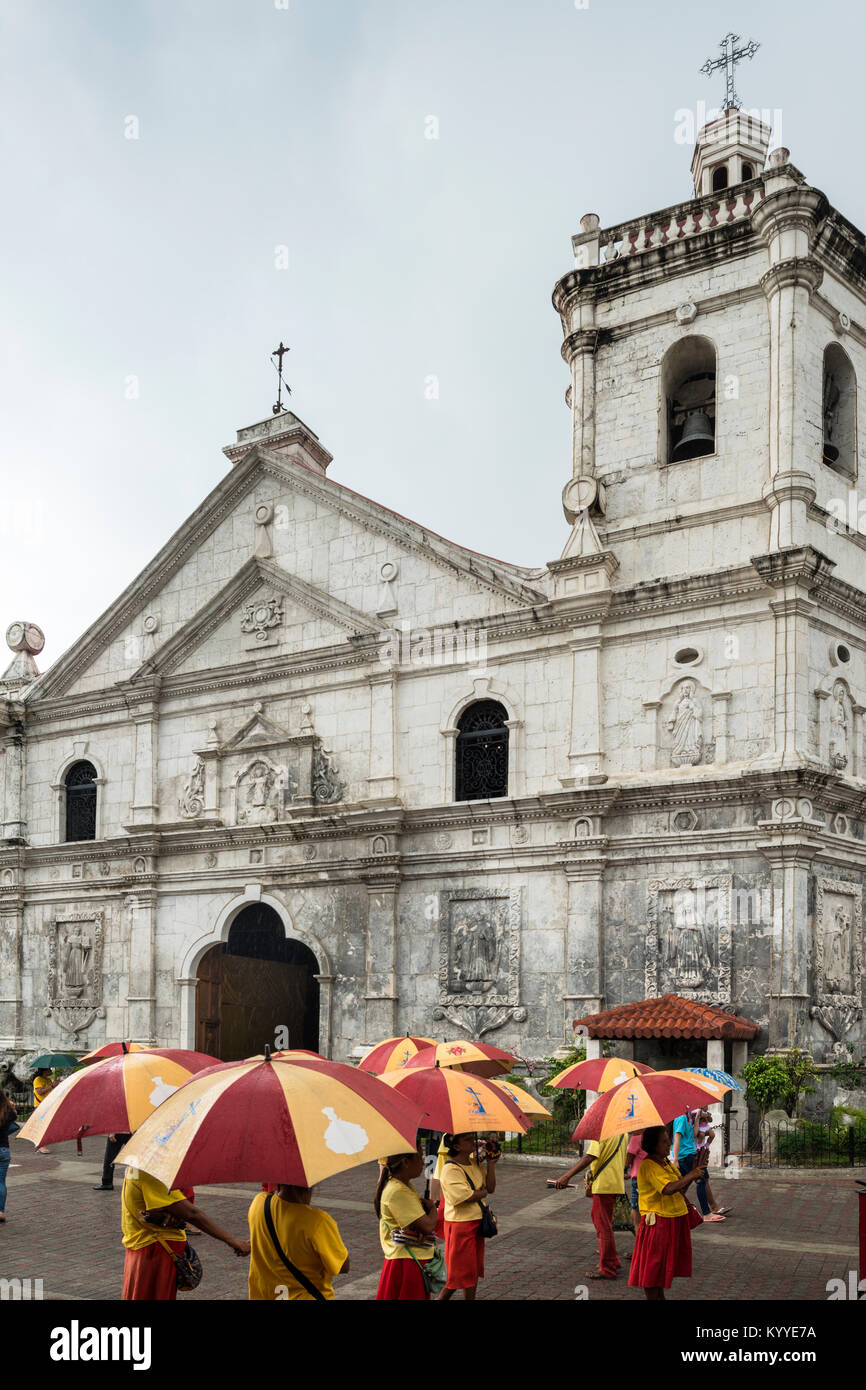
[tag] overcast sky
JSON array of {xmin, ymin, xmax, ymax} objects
[{"xmin": 2, "ymin": 0, "xmax": 864, "ymax": 670}]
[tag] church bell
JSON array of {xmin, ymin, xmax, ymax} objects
[{"xmin": 672, "ymin": 408, "xmax": 715, "ymax": 461}]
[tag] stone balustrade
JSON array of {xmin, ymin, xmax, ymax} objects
[{"xmin": 594, "ymin": 184, "xmax": 766, "ymax": 264}]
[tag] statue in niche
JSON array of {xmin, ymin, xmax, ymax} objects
[
  {"xmin": 662, "ymin": 889, "xmax": 714, "ymax": 989},
  {"xmin": 667, "ymin": 681, "xmax": 703, "ymax": 767},
  {"xmin": 452, "ymin": 913, "xmax": 502, "ymax": 993},
  {"xmin": 824, "ymin": 371, "xmax": 841, "ymax": 451},
  {"xmin": 179, "ymin": 756, "xmax": 205, "ymax": 819},
  {"xmin": 825, "ymin": 903, "xmax": 852, "ymax": 992},
  {"xmin": 829, "ymin": 684, "xmax": 849, "ymax": 771},
  {"xmin": 312, "ymin": 745, "xmax": 344, "ymax": 805},
  {"xmin": 237, "ymin": 760, "xmax": 282, "ymax": 824},
  {"xmin": 62, "ymin": 929, "xmax": 91, "ymax": 996}
]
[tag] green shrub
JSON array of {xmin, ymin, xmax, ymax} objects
[{"xmin": 741, "ymin": 1048, "xmax": 816, "ymax": 1118}]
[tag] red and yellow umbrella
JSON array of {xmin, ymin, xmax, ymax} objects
[
  {"xmin": 357, "ymin": 1036, "xmax": 436, "ymax": 1074},
  {"xmin": 403, "ymin": 1040, "xmax": 519, "ymax": 1079},
  {"xmin": 549, "ymin": 1057, "xmax": 655, "ymax": 1093},
  {"xmin": 116, "ymin": 1052, "xmax": 424, "ymax": 1189},
  {"xmin": 574, "ymin": 1070, "xmax": 733, "ymax": 1142},
  {"xmin": 494, "ymin": 1079, "xmax": 553, "ymax": 1121},
  {"xmin": 79, "ymin": 1041, "xmax": 219, "ymax": 1069},
  {"xmin": 380, "ymin": 1065, "xmax": 531, "ymax": 1133},
  {"xmin": 18, "ymin": 1051, "xmax": 213, "ymax": 1149}
]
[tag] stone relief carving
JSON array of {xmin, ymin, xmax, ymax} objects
[
  {"xmin": 433, "ymin": 1004, "xmax": 528, "ymax": 1038},
  {"xmin": 646, "ymin": 876, "xmax": 732, "ymax": 1004},
  {"xmin": 44, "ymin": 911, "xmax": 106, "ymax": 1038},
  {"xmin": 234, "ymin": 758, "xmax": 286, "ymax": 825},
  {"xmin": 829, "ymin": 682, "xmax": 849, "ymax": 770},
  {"xmin": 179, "ymin": 756, "xmax": 205, "ymax": 819},
  {"xmin": 666, "ymin": 679, "xmax": 703, "ymax": 766},
  {"xmin": 439, "ymin": 887, "xmax": 521, "ymax": 1007},
  {"xmin": 312, "ymin": 745, "xmax": 344, "ymax": 805},
  {"xmin": 814, "ymin": 877, "xmax": 862, "ymax": 1012},
  {"xmin": 240, "ymin": 596, "xmax": 284, "ymax": 644}
]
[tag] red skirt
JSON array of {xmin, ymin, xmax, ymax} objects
[
  {"xmin": 444, "ymin": 1220, "xmax": 484, "ymax": 1290},
  {"xmin": 376, "ymin": 1257, "xmax": 430, "ymax": 1301},
  {"xmin": 628, "ymin": 1214, "xmax": 693, "ymax": 1290},
  {"xmin": 121, "ymin": 1239, "xmax": 185, "ymax": 1301}
]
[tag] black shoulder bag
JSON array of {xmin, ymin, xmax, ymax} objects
[
  {"xmin": 263, "ymin": 1193, "xmax": 327, "ymax": 1302},
  {"xmin": 446, "ymin": 1161, "xmax": 498, "ymax": 1238}
]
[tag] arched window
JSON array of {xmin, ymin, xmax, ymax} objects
[
  {"xmin": 455, "ymin": 701, "xmax": 509, "ymax": 801},
  {"xmin": 65, "ymin": 761, "xmax": 97, "ymax": 842},
  {"xmin": 741, "ymin": 162, "xmax": 754, "ymax": 181},
  {"xmin": 823, "ymin": 343, "xmax": 857, "ymax": 476},
  {"xmin": 712, "ymin": 164, "xmax": 729, "ymax": 191},
  {"xmin": 660, "ymin": 335, "xmax": 717, "ymax": 464}
]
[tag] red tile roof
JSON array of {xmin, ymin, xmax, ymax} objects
[{"xmin": 573, "ymin": 994, "xmax": 760, "ymax": 1041}]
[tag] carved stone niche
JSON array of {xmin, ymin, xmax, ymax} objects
[
  {"xmin": 814, "ymin": 677, "xmax": 862, "ymax": 777},
  {"xmin": 44, "ymin": 910, "xmax": 106, "ymax": 1038},
  {"xmin": 646, "ymin": 875, "xmax": 732, "ymax": 1005},
  {"xmin": 814, "ymin": 876, "xmax": 863, "ymax": 1007},
  {"xmin": 438, "ymin": 887, "xmax": 521, "ymax": 1012},
  {"xmin": 643, "ymin": 675, "xmax": 731, "ymax": 771},
  {"xmin": 185, "ymin": 703, "xmax": 346, "ymax": 827}
]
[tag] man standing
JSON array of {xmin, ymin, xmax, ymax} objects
[
  {"xmin": 93, "ymin": 1132, "xmax": 131, "ymax": 1192},
  {"xmin": 554, "ymin": 1131, "xmax": 627, "ymax": 1279}
]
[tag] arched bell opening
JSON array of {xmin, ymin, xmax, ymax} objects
[
  {"xmin": 823, "ymin": 342, "xmax": 857, "ymax": 477},
  {"xmin": 661, "ymin": 335, "xmax": 717, "ymax": 464}
]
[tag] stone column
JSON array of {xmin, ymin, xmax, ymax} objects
[
  {"xmin": 0, "ymin": 897, "xmax": 23, "ymax": 1047},
  {"xmin": 125, "ymin": 890, "xmax": 157, "ymax": 1043},
  {"xmin": 368, "ymin": 667, "xmax": 398, "ymax": 802},
  {"xmin": 361, "ymin": 870, "xmax": 400, "ymax": 1043},
  {"xmin": 706, "ymin": 1038, "xmax": 725, "ymax": 1169},
  {"xmin": 2, "ymin": 731, "xmax": 25, "ymax": 840},
  {"xmin": 758, "ymin": 841, "xmax": 815, "ymax": 1050},
  {"xmin": 177, "ymin": 975, "xmax": 198, "ymax": 1050},
  {"xmin": 129, "ymin": 694, "xmax": 159, "ymax": 827},
  {"xmin": 565, "ymin": 634, "xmax": 604, "ymax": 781},
  {"xmin": 563, "ymin": 857, "xmax": 606, "ymax": 1036},
  {"xmin": 314, "ymin": 974, "xmax": 335, "ymax": 1058},
  {"xmin": 582, "ymin": 1035, "xmax": 603, "ymax": 1116},
  {"xmin": 728, "ymin": 1039, "xmax": 750, "ymax": 1154}
]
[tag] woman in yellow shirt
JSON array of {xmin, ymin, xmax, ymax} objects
[
  {"xmin": 32, "ymin": 1070, "xmax": 54, "ymax": 1155},
  {"xmin": 438, "ymin": 1132, "xmax": 498, "ymax": 1302},
  {"xmin": 375, "ymin": 1149, "xmax": 438, "ymax": 1300},
  {"xmin": 628, "ymin": 1124, "xmax": 707, "ymax": 1300}
]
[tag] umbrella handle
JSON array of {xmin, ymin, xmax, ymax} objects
[{"xmin": 76, "ymin": 1124, "xmax": 89, "ymax": 1155}]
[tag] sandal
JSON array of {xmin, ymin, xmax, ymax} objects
[
  {"xmin": 713, "ymin": 1207, "xmax": 732, "ymax": 1216},
  {"xmin": 586, "ymin": 1270, "xmax": 617, "ymax": 1279},
  {"xmin": 702, "ymin": 1213, "xmax": 726, "ymax": 1222}
]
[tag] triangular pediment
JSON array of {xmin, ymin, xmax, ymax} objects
[
  {"xmin": 30, "ymin": 443, "xmax": 545, "ymax": 702},
  {"xmin": 129, "ymin": 558, "xmax": 378, "ymax": 681},
  {"xmin": 218, "ymin": 706, "xmax": 304, "ymax": 754}
]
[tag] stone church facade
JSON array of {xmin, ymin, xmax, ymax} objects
[{"xmin": 1, "ymin": 111, "xmax": 865, "ymax": 1068}]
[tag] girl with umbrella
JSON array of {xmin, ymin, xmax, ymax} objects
[
  {"xmin": 374, "ymin": 1148, "xmax": 439, "ymax": 1301},
  {"xmin": 437, "ymin": 1132, "xmax": 499, "ymax": 1301},
  {"xmin": 628, "ymin": 1125, "xmax": 708, "ymax": 1300}
]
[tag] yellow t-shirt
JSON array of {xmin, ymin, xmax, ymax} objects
[
  {"xmin": 33, "ymin": 1076, "xmax": 54, "ymax": 1106},
  {"xmin": 379, "ymin": 1177, "xmax": 432, "ymax": 1261},
  {"xmin": 121, "ymin": 1168, "xmax": 188, "ymax": 1250},
  {"xmin": 587, "ymin": 1135, "xmax": 626, "ymax": 1195},
  {"xmin": 433, "ymin": 1137, "xmax": 448, "ymax": 1181},
  {"xmin": 247, "ymin": 1192, "xmax": 348, "ymax": 1301},
  {"xmin": 440, "ymin": 1159, "xmax": 486, "ymax": 1223},
  {"xmin": 637, "ymin": 1157, "xmax": 688, "ymax": 1218}
]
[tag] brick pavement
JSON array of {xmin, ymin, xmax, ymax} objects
[{"xmin": 0, "ymin": 1136, "xmax": 861, "ymax": 1302}]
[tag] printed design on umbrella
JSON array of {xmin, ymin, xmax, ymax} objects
[
  {"xmin": 399, "ymin": 1049, "xmax": 412, "ymax": 1067},
  {"xmin": 464, "ymin": 1085, "xmax": 488, "ymax": 1115},
  {"xmin": 611, "ymin": 1069, "xmax": 631, "ymax": 1086},
  {"xmin": 321, "ymin": 1107, "xmax": 369, "ymax": 1155},
  {"xmin": 447, "ymin": 1045, "xmax": 467, "ymax": 1055},
  {"xmin": 624, "ymin": 1092, "xmax": 638, "ymax": 1118},
  {"xmin": 156, "ymin": 1097, "xmax": 205, "ymax": 1146},
  {"xmin": 148, "ymin": 1077, "xmax": 180, "ymax": 1108}
]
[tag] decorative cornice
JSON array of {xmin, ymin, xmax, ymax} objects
[{"xmin": 759, "ymin": 256, "xmax": 824, "ymax": 300}]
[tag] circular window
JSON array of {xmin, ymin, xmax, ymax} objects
[
  {"xmin": 673, "ymin": 646, "xmax": 703, "ymax": 668},
  {"xmin": 830, "ymin": 640, "xmax": 852, "ymax": 666},
  {"xmin": 838, "ymin": 644, "xmax": 851, "ymax": 664}
]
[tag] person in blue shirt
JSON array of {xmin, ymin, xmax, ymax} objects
[{"xmin": 671, "ymin": 1112, "xmax": 723, "ymax": 1222}]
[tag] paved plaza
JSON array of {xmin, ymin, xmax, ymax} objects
[{"xmin": 0, "ymin": 1137, "xmax": 861, "ymax": 1303}]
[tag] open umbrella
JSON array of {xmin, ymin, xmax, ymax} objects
[
  {"xmin": 357, "ymin": 1036, "xmax": 436, "ymax": 1074},
  {"xmin": 28, "ymin": 1053, "xmax": 80, "ymax": 1070},
  {"xmin": 403, "ymin": 1040, "xmax": 519, "ymax": 1079},
  {"xmin": 548, "ymin": 1057, "xmax": 655, "ymax": 1092},
  {"xmin": 115, "ymin": 1051, "xmax": 424, "ymax": 1189},
  {"xmin": 18, "ymin": 1050, "xmax": 216, "ymax": 1150},
  {"xmin": 78, "ymin": 1042, "xmax": 219, "ymax": 1069},
  {"xmin": 681, "ymin": 1065, "xmax": 742, "ymax": 1091},
  {"xmin": 494, "ymin": 1079, "xmax": 552, "ymax": 1121},
  {"xmin": 574, "ymin": 1069, "xmax": 733, "ymax": 1142},
  {"xmin": 380, "ymin": 1065, "xmax": 531, "ymax": 1133}
]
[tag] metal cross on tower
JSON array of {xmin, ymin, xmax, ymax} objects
[
  {"xmin": 700, "ymin": 32, "xmax": 760, "ymax": 111},
  {"xmin": 271, "ymin": 340, "xmax": 292, "ymax": 415}
]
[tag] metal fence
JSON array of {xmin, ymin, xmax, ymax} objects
[{"xmin": 505, "ymin": 1115, "xmax": 866, "ymax": 1168}]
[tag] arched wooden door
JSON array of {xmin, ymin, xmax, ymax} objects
[{"xmin": 194, "ymin": 905, "xmax": 320, "ymax": 1060}]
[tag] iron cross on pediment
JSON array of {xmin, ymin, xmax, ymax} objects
[{"xmin": 700, "ymin": 32, "xmax": 760, "ymax": 111}]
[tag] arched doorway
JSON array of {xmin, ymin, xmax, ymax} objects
[{"xmin": 195, "ymin": 903, "xmax": 320, "ymax": 1060}]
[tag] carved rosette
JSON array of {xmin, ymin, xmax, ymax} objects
[{"xmin": 240, "ymin": 596, "xmax": 284, "ymax": 643}]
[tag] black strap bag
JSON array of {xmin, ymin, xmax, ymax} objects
[{"xmin": 446, "ymin": 1161, "xmax": 498, "ymax": 1238}]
